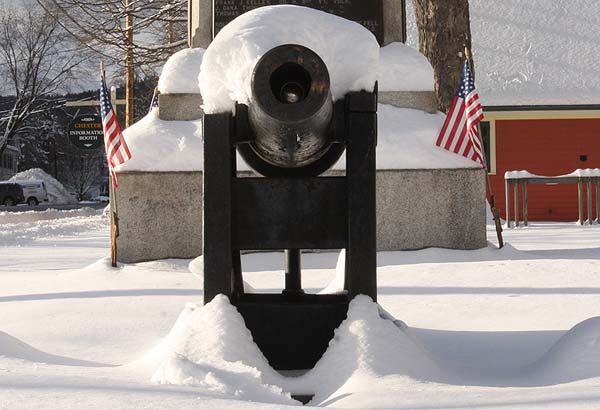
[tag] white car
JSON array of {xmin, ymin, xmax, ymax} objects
[{"xmin": 16, "ymin": 180, "xmax": 49, "ymax": 206}]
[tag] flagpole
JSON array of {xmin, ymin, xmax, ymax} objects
[
  {"xmin": 149, "ymin": 86, "xmax": 159, "ymax": 112},
  {"xmin": 464, "ymin": 47, "xmax": 504, "ymax": 248},
  {"xmin": 101, "ymin": 62, "xmax": 120, "ymax": 267}
]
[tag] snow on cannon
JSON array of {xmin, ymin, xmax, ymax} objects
[{"xmin": 202, "ymin": 42, "xmax": 378, "ymax": 370}]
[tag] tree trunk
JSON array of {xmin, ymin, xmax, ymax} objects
[{"xmin": 413, "ymin": 0, "xmax": 473, "ymax": 113}]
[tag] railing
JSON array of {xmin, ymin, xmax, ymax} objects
[{"xmin": 504, "ymin": 169, "xmax": 600, "ymax": 227}]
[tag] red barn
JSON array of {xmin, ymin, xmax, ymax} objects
[
  {"xmin": 465, "ymin": 1, "xmax": 600, "ymax": 222},
  {"xmin": 482, "ymin": 107, "xmax": 600, "ymax": 222},
  {"xmin": 405, "ymin": 1, "xmax": 600, "ymax": 222}
]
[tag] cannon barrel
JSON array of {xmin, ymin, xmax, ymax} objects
[{"xmin": 247, "ymin": 44, "xmax": 334, "ymax": 170}]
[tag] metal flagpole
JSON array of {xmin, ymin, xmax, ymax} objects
[
  {"xmin": 101, "ymin": 62, "xmax": 120, "ymax": 267},
  {"xmin": 464, "ymin": 47, "xmax": 504, "ymax": 248}
]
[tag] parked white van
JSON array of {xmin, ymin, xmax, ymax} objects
[{"xmin": 17, "ymin": 180, "xmax": 49, "ymax": 206}]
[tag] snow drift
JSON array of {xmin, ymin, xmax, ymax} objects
[
  {"xmin": 136, "ymin": 294, "xmax": 451, "ymax": 404},
  {"xmin": 199, "ymin": 5, "xmax": 379, "ymax": 114},
  {"xmin": 525, "ymin": 316, "xmax": 600, "ymax": 385},
  {"xmin": 116, "ymin": 105, "xmax": 479, "ymax": 172},
  {"xmin": 0, "ymin": 207, "xmax": 100, "ymax": 225},
  {"xmin": 10, "ymin": 168, "xmax": 75, "ymax": 204},
  {"xmin": 133, "ymin": 296, "xmax": 292, "ymax": 404},
  {"xmin": 378, "ymin": 42, "xmax": 434, "ymax": 92},
  {"xmin": 116, "ymin": 110, "xmax": 203, "ymax": 172},
  {"xmin": 0, "ymin": 331, "xmax": 107, "ymax": 367},
  {"xmin": 158, "ymin": 48, "xmax": 205, "ymax": 94}
]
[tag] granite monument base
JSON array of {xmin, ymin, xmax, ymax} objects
[{"xmin": 115, "ymin": 168, "xmax": 485, "ymax": 263}]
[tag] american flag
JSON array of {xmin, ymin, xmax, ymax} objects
[
  {"xmin": 149, "ymin": 88, "xmax": 159, "ymax": 113},
  {"xmin": 100, "ymin": 77, "xmax": 131, "ymax": 187},
  {"xmin": 436, "ymin": 59, "xmax": 485, "ymax": 166}
]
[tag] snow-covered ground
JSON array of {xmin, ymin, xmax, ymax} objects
[{"xmin": 1, "ymin": 208, "xmax": 599, "ymax": 409}]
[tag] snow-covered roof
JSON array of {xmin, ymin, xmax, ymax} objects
[{"xmin": 407, "ymin": 0, "xmax": 600, "ymax": 106}]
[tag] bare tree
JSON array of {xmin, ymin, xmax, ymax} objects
[
  {"xmin": 413, "ymin": 0, "xmax": 473, "ymax": 112},
  {"xmin": 36, "ymin": 0, "xmax": 187, "ymax": 68},
  {"xmin": 60, "ymin": 152, "xmax": 105, "ymax": 200},
  {"xmin": 36, "ymin": 0, "xmax": 187, "ymax": 126},
  {"xmin": 0, "ymin": 1, "xmax": 82, "ymax": 157}
]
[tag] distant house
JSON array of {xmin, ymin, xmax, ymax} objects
[
  {"xmin": 405, "ymin": 1, "xmax": 600, "ymax": 222},
  {"xmin": 0, "ymin": 138, "xmax": 20, "ymax": 181}
]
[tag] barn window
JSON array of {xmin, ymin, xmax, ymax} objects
[{"xmin": 479, "ymin": 120, "xmax": 496, "ymax": 174}]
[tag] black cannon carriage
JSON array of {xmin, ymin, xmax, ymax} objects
[{"xmin": 203, "ymin": 43, "xmax": 377, "ymax": 370}]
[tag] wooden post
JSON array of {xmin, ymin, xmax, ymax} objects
[
  {"xmin": 111, "ymin": 87, "xmax": 118, "ymax": 116},
  {"xmin": 505, "ymin": 179, "xmax": 511, "ymax": 228},
  {"xmin": 465, "ymin": 47, "xmax": 503, "ymax": 246},
  {"xmin": 125, "ymin": 0, "xmax": 134, "ymax": 127},
  {"xmin": 523, "ymin": 180, "xmax": 528, "ymax": 227},
  {"xmin": 578, "ymin": 179, "xmax": 584, "ymax": 225},
  {"xmin": 109, "ymin": 175, "xmax": 118, "ymax": 267},
  {"xmin": 587, "ymin": 178, "xmax": 593, "ymax": 225},
  {"xmin": 596, "ymin": 177, "xmax": 600, "ymax": 224},
  {"xmin": 101, "ymin": 62, "xmax": 119, "ymax": 268},
  {"xmin": 513, "ymin": 181, "xmax": 519, "ymax": 227}
]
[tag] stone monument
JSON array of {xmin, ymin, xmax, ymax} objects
[
  {"xmin": 114, "ymin": 1, "xmax": 486, "ymax": 264},
  {"xmin": 188, "ymin": 0, "xmax": 406, "ymax": 48}
]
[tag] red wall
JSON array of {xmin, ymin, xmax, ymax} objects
[{"xmin": 489, "ymin": 118, "xmax": 600, "ymax": 222}]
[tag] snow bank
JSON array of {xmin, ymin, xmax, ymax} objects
[
  {"xmin": 318, "ymin": 249, "xmax": 345, "ymax": 295},
  {"xmin": 189, "ymin": 256, "xmax": 256, "ymax": 293},
  {"xmin": 117, "ymin": 105, "xmax": 479, "ymax": 172},
  {"xmin": 371, "ymin": 105, "xmax": 480, "ymax": 169},
  {"xmin": 199, "ymin": 5, "xmax": 379, "ymax": 114},
  {"xmin": 133, "ymin": 294, "xmax": 447, "ymax": 405},
  {"xmin": 0, "ymin": 331, "xmax": 104, "ymax": 367},
  {"xmin": 0, "ymin": 207, "xmax": 107, "ymax": 246},
  {"xmin": 378, "ymin": 43, "xmax": 434, "ymax": 92},
  {"xmin": 300, "ymin": 296, "xmax": 447, "ymax": 402},
  {"xmin": 526, "ymin": 317, "xmax": 600, "ymax": 384},
  {"xmin": 10, "ymin": 168, "xmax": 75, "ymax": 204},
  {"xmin": 115, "ymin": 110, "xmax": 203, "ymax": 172},
  {"xmin": 135, "ymin": 296, "xmax": 293, "ymax": 404},
  {"xmin": 158, "ymin": 48, "xmax": 205, "ymax": 94},
  {"xmin": 0, "ymin": 207, "xmax": 100, "ymax": 225}
]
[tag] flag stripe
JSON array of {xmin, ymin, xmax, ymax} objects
[
  {"xmin": 435, "ymin": 60, "xmax": 485, "ymax": 167},
  {"xmin": 100, "ymin": 77, "xmax": 131, "ymax": 188}
]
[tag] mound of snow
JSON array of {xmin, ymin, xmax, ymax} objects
[
  {"xmin": 188, "ymin": 256, "xmax": 256, "ymax": 293},
  {"xmin": 199, "ymin": 5, "xmax": 379, "ymax": 114},
  {"xmin": 118, "ymin": 104, "xmax": 478, "ymax": 171},
  {"xmin": 0, "ymin": 331, "xmax": 106, "ymax": 366},
  {"xmin": 310, "ymin": 296, "xmax": 446, "ymax": 387},
  {"xmin": 0, "ymin": 207, "xmax": 100, "ymax": 225},
  {"xmin": 158, "ymin": 48, "xmax": 205, "ymax": 94},
  {"xmin": 526, "ymin": 317, "xmax": 600, "ymax": 384},
  {"xmin": 10, "ymin": 168, "xmax": 75, "ymax": 204},
  {"xmin": 133, "ymin": 296, "xmax": 293, "ymax": 404},
  {"xmin": 318, "ymin": 249, "xmax": 345, "ymax": 295},
  {"xmin": 361, "ymin": 105, "xmax": 480, "ymax": 169},
  {"xmin": 378, "ymin": 43, "xmax": 434, "ymax": 92},
  {"xmin": 0, "ymin": 208, "xmax": 107, "ymax": 246},
  {"xmin": 116, "ymin": 110, "xmax": 203, "ymax": 172}
]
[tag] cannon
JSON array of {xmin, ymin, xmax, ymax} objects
[
  {"xmin": 203, "ymin": 43, "xmax": 377, "ymax": 370},
  {"xmin": 237, "ymin": 44, "xmax": 344, "ymax": 177}
]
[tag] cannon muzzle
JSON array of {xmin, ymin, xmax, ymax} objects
[{"xmin": 247, "ymin": 44, "xmax": 334, "ymax": 171}]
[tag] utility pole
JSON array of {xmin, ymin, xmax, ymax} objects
[{"xmin": 125, "ymin": 0, "xmax": 134, "ymax": 127}]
